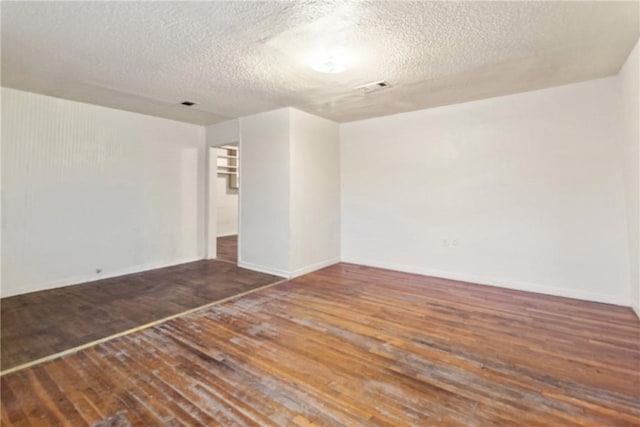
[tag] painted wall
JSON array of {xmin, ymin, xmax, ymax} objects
[
  {"xmin": 206, "ymin": 119, "xmax": 239, "ymax": 147},
  {"xmin": 340, "ymin": 77, "xmax": 631, "ymax": 305},
  {"xmin": 237, "ymin": 108, "xmax": 340, "ymax": 277},
  {"xmin": 619, "ymin": 40, "xmax": 640, "ymax": 315},
  {"xmin": 238, "ymin": 109, "xmax": 291, "ymax": 276},
  {"xmin": 290, "ymin": 109, "xmax": 341, "ymax": 276},
  {"xmin": 1, "ymin": 88, "xmax": 206, "ymax": 297}
]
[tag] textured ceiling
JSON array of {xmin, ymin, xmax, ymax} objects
[{"xmin": 2, "ymin": 1, "xmax": 639, "ymax": 125}]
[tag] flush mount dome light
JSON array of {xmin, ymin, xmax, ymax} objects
[{"xmin": 309, "ymin": 50, "xmax": 350, "ymax": 73}]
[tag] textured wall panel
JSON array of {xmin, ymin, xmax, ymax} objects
[{"xmin": 1, "ymin": 88, "xmax": 205, "ymax": 296}]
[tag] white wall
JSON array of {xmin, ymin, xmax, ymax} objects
[
  {"xmin": 1, "ymin": 88, "xmax": 206, "ymax": 297},
  {"xmin": 290, "ymin": 109, "xmax": 341, "ymax": 276},
  {"xmin": 619, "ymin": 40, "xmax": 640, "ymax": 315},
  {"xmin": 340, "ymin": 77, "xmax": 631, "ymax": 305},
  {"xmin": 206, "ymin": 119, "xmax": 239, "ymax": 147},
  {"xmin": 237, "ymin": 108, "xmax": 340, "ymax": 278},
  {"xmin": 238, "ymin": 109, "xmax": 291, "ymax": 276}
]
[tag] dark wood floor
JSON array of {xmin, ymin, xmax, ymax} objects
[
  {"xmin": 217, "ymin": 234, "xmax": 238, "ymax": 263},
  {"xmin": 1, "ymin": 263, "xmax": 639, "ymax": 426},
  {"xmin": 1, "ymin": 259, "xmax": 281, "ymax": 371}
]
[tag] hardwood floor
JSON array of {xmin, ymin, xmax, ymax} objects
[
  {"xmin": 1, "ymin": 259, "xmax": 281, "ymax": 371},
  {"xmin": 1, "ymin": 263, "xmax": 639, "ymax": 426},
  {"xmin": 217, "ymin": 234, "xmax": 238, "ymax": 264}
]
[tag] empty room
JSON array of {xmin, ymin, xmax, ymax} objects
[{"xmin": 1, "ymin": 1, "xmax": 639, "ymax": 426}]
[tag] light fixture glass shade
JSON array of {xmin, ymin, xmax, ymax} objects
[{"xmin": 309, "ymin": 50, "xmax": 350, "ymax": 73}]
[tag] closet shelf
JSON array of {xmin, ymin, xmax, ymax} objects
[{"xmin": 217, "ymin": 146, "xmax": 239, "ymax": 188}]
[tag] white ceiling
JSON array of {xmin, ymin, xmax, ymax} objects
[{"xmin": 2, "ymin": 1, "xmax": 638, "ymax": 125}]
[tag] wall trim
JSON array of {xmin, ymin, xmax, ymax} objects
[
  {"xmin": 341, "ymin": 256, "xmax": 629, "ymax": 307},
  {"xmin": 237, "ymin": 260, "xmax": 290, "ymax": 279},
  {"xmin": 237, "ymin": 257, "xmax": 340, "ymax": 280},
  {"xmin": 1, "ymin": 256, "xmax": 203, "ymax": 298},
  {"xmin": 290, "ymin": 257, "xmax": 341, "ymax": 279}
]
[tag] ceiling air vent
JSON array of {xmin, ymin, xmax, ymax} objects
[
  {"xmin": 355, "ymin": 80, "xmax": 391, "ymax": 94},
  {"xmin": 180, "ymin": 100, "xmax": 198, "ymax": 106}
]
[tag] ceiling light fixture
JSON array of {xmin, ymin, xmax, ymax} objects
[{"xmin": 309, "ymin": 50, "xmax": 351, "ymax": 74}]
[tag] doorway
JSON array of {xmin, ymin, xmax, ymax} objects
[{"xmin": 209, "ymin": 143, "xmax": 239, "ymax": 264}]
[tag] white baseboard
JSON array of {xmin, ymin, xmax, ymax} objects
[
  {"xmin": 1, "ymin": 256, "xmax": 203, "ymax": 298},
  {"xmin": 237, "ymin": 257, "xmax": 341, "ymax": 280},
  {"xmin": 237, "ymin": 260, "xmax": 290, "ymax": 278},
  {"xmin": 216, "ymin": 233, "xmax": 238, "ymax": 238},
  {"xmin": 632, "ymin": 303, "xmax": 640, "ymax": 319},
  {"xmin": 341, "ymin": 256, "xmax": 628, "ymax": 307},
  {"xmin": 290, "ymin": 257, "xmax": 341, "ymax": 278}
]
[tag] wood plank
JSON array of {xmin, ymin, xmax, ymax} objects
[
  {"xmin": 1, "ymin": 259, "xmax": 280, "ymax": 370},
  {"xmin": 217, "ymin": 235, "xmax": 238, "ymax": 264},
  {"xmin": 1, "ymin": 263, "xmax": 639, "ymax": 426}
]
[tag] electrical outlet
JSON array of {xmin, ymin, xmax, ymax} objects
[{"xmin": 442, "ymin": 239, "xmax": 459, "ymax": 248}]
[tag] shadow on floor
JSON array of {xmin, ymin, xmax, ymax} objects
[{"xmin": 1, "ymin": 258, "xmax": 281, "ymax": 370}]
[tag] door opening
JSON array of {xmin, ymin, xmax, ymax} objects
[{"xmin": 208, "ymin": 143, "xmax": 239, "ymax": 264}]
